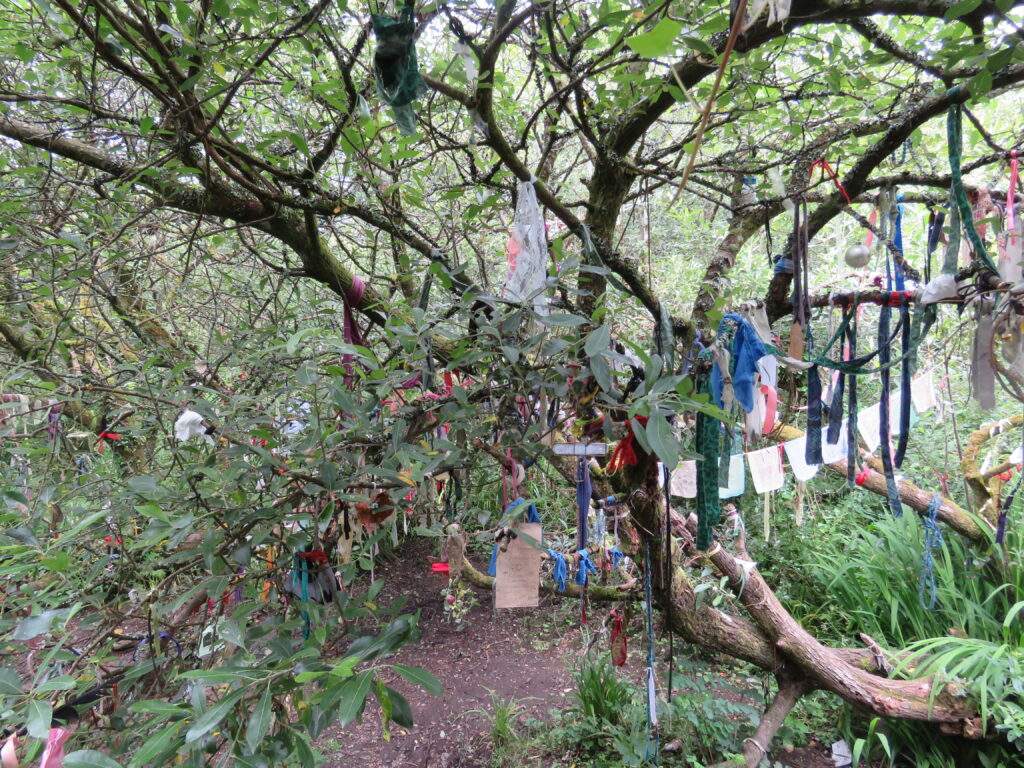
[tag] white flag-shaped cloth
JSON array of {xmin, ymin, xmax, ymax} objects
[
  {"xmin": 719, "ymin": 453, "xmax": 745, "ymax": 499},
  {"xmin": 670, "ymin": 460, "xmax": 697, "ymax": 499},
  {"xmin": 822, "ymin": 424, "xmax": 848, "ymax": 465},
  {"xmin": 910, "ymin": 372, "xmax": 938, "ymax": 413},
  {"xmin": 747, "ymin": 446, "xmax": 785, "ymax": 494},
  {"xmin": 857, "ymin": 398, "xmax": 910, "ymax": 454},
  {"xmin": 783, "ymin": 437, "xmax": 820, "ymax": 482}
]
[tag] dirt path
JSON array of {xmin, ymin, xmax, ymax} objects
[
  {"xmin": 317, "ymin": 541, "xmax": 585, "ymax": 768},
  {"xmin": 316, "ymin": 540, "xmax": 836, "ymax": 768}
]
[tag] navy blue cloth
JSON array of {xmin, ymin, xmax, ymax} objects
[
  {"xmin": 805, "ymin": 366, "xmax": 823, "ymax": 464},
  {"xmin": 710, "ymin": 313, "xmax": 768, "ymax": 413}
]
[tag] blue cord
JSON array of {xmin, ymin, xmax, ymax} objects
[{"xmin": 919, "ymin": 495, "xmax": 944, "ymax": 609}]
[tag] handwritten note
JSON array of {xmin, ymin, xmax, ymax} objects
[
  {"xmin": 747, "ymin": 446, "xmax": 785, "ymax": 494},
  {"xmin": 495, "ymin": 522, "xmax": 542, "ymax": 609},
  {"xmin": 670, "ymin": 460, "xmax": 697, "ymax": 498}
]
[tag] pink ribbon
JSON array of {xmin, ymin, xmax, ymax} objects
[
  {"xmin": 39, "ymin": 728, "xmax": 72, "ymax": 768},
  {"xmin": 1009, "ymin": 151, "xmax": 1019, "ymax": 244},
  {"xmin": 864, "ymin": 208, "xmax": 878, "ymax": 248},
  {"xmin": 1, "ymin": 735, "xmax": 18, "ymax": 768},
  {"xmin": 760, "ymin": 384, "xmax": 778, "ymax": 434}
]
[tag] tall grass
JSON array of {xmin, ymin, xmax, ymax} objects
[{"xmin": 806, "ymin": 510, "xmax": 1024, "ymax": 649}]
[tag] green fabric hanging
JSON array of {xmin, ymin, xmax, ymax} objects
[
  {"xmin": 371, "ymin": 2, "xmax": 425, "ymax": 135},
  {"xmin": 947, "ymin": 99, "xmax": 998, "ymax": 273},
  {"xmin": 695, "ymin": 387, "xmax": 721, "ymax": 550}
]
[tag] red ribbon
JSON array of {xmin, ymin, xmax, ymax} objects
[
  {"xmin": 297, "ymin": 549, "xmax": 329, "ymax": 565},
  {"xmin": 607, "ymin": 416, "xmax": 649, "ymax": 474},
  {"xmin": 886, "ymin": 290, "xmax": 913, "ymax": 307},
  {"xmin": 431, "ymin": 562, "xmax": 450, "ymax": 574},
  {"xmin": 810, "ymin": 158, "xmax": 851, "ymax": 204},
  {"xmin": 609, "ymin": 609, "xmax": 627, "ymax": 667},
  {"xmin": 854, "ymin": 467, "xmax": 871, "ymax": 486}
]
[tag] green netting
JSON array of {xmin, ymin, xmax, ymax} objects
[{"xmin": 371, "ymin": 4, "xmax": 425, "ymax": 135}]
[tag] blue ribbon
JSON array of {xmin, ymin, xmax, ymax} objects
[
  {"xmin": 547, "ymin": 549, "xmax": 568, "ymax": 592},
  {"xmin": 608, "ymin": 546, "xmax": 624, "ymax": 570},
  {"xmin": 575, "ymin": 549, "xmax": 597, "ymax": 587}
]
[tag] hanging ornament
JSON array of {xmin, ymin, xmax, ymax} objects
[{"xmin": 844, "ymin": 243, "xmax": 870, "ymax": 269}]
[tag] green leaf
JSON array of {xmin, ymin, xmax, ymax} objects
[
  {"xmin": 245, "ymin": 685, "xmax": 273, "ymax": 754},
  {"xmin": 391, "ymin": 664, "xmax": 442, "ymax": 696},
  {"xmin": 384, "ymin": 685, "xmax": 413, "ymax": 728},
  {"xmin": 0, "ymin": 667, "xmax": 22, "ymax": 696},
  {"xmin": 625, "ymin": 18, "xmax": 682, "ymax": 58},
  {"xmin": 681, "ymin": 35, "xmax": 715, "ymax": 57},
  {"xmin": 291, "ymin": 729, "xmax": 316, "ymax": 768},
  {"xmin": 584, "ymin": 325, "xmax": 611, "ymax": 358},
  {"xmin": 129, "ymin": 723, "xmax": 181, "ymax": 767},
  {"xmin": 64, "ymin": 750, "xmax": 124, "ymax": 768},
  {"xmin": 539, "ymin": 313, "xmax": 588, "ymax": 328},
  {"xmin": 25, "ymin": 699, "xmax": 52, "ymax": 739},
  {"xmin": 129, "ymin": 700, "xmax": 188, "ymax": 719},
  {"xmin": 945, "ymin": 0, "xmax": 983, "ymax": 18},
  {"xmin": 645, "ymin": 412, "xmax": 679, "ymax": 469},
  {"xmin": 185, "ymin": 689, "xmax": 243, "ymax": 743},
  {"xmin": 336, "ymin": 671, "xmax": 374, "ymax": 726}
]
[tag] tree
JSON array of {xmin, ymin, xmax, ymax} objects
[{"xmin": 1, "ymin": 0, "xmax": 1023, "ymax": 765}]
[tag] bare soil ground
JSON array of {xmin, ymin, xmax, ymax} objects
[{"xmin": 317, "ymin": 539, "xmax": 835, "ymax": 768}]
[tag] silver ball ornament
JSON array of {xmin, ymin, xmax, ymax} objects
[{"xmin": 844, "ymin": 243, "xmax": 870, "ymax": 269}]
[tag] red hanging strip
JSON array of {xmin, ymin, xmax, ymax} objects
[
  {"xmin": 810, "ymin": 158, "xmax": 852, "ymax": 204},
  {"xmin": 609, "ymin": 609, "xmax": 627, "ymax": 666}
]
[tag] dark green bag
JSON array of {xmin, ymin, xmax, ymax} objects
[{"xmin": 371, "ymin": 2, "xmax": 425, "ymax": 135}]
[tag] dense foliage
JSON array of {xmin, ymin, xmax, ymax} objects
[{"xmin": 2, "ymin": 0, "xmax": 1024, "ymax": 765}]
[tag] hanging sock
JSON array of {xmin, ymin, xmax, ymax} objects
[
  {"xmin": 919, "ymin": 495, "xmax": 944, "ymax": 609},
  {"xmin": 371, "ymin": 0, "xmax": 426, "ymax": 135}
]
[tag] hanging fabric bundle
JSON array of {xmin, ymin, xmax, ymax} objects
[
  {"xmin": 1002, "ymin": 151, "xmax": 1023, "ymax": 283},
  {"xmin": 502, "ymin": 179, "xmax": 550, "ymax": 316},
  {"xmin": 947, "ymin": 99, "xmax": 999, "ymax": 274},
  {"xmin": 576, "ymin": 456, "xmax": 592, "ymax": 622},
  {"xmin": 371, "ymin": 0, "xmax": 426, "ymax": 135},
  {"xmin": 919, "ymin": 495, "xmax": 944, "ymax": 609},
  {"xmin": 607, "ymin": 417, "xmax": 648, "ymax": 473},
  {"xmin": 547, "ymin": 549, "xmax": 568, "ymax": 592},
  {"xmin": 891, "ymin": 194, "xmax": 913, "ymax": 469},
  {"xmin": 791, "ymin": 198, "xmax": 823, "ymax": 465}
]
